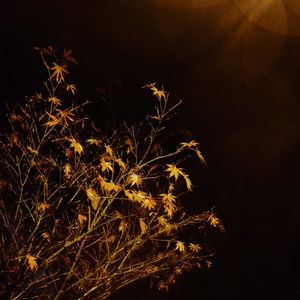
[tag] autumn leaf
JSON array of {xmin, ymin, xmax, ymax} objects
[
  {"xmin": 37, "ymin": 202, "xmax": 50, "ymax": 213},
  {"xmin": 140, "ymin": 196, "xmax": 157, "ymax": 210},
  {"xmin": 56, "ymin": 109, "xmax": 75, "ymax": 126},
  {"xmin": 50, "ymin": 62, "xmax": 69, "ymax": 83},
  {"xmin": 86, "ymin": 138, "xmax": 101, "ymax": 146},
  {"xmin": 66, "ymin": 84, "xmax": 77, "ymax": 95},
  {"xmin": 182, "ymin": 174, "xmax": 192, "ymax": 191},
  {"xmin": 180, "ymin": 140, "xmax": 199, "ymax": 148},
  {"xmin": 139, "ymin": 218, "xmax": 147, "ymax": 234},
  {"xmin": 158, "ymin": 216, "xmax": 167, "ymax": 227},
  {"xmin": 63, "ymin": 48, "xmax": 78, "ymax": 64},
  {"xmin": 65, "ymin": 148, "xmax": 73, "ymax": 158},
  {"xmin": 10, "ymin": 131, "xmax": 21, "ymax": 146},
  {"xmin": 104, "ymin": 144, "xmax": 113, "ymax": 157},
  {"xmin": 208, "ymin": 213, "xmax": 221, "ymax": 228},
  {"xmin": 125, "ymin": 137, "xmax": 134, "ymax": 153},
  {"xmin": 128, "ymin": 173, "xmax": 142, "ymax": 187},
  {"xmin": 143, "ymin": 82, "xmax": 167, "ymax": 100},
  {"xmin": 44, "ymin": 112, "xmax": 60, "ymax": 127},
  {"xmin": 48, "ymin": 97, "xmax": 62, "ymax": 106},
  {"xmin": 86, "ymin": 188, "xmax": 100, "ymax": 210},
  {"xmin": 100, "ymin": 157, "xmax": 113, "ymax": 173},
  {"xmin": 195, "ymin": 149, "xmax": 206, "ymax": 164},
  {"xmin": 26, "ymin": 146, "xmax": 38, "ymax": 155},
  {"xmin": 68, "ymin": 137, "xmax": 84, "ymax": 155},
  {"xmin": 175, "ymin": 241, "xmax": 185, "ymax": 252},
  {"xmin": 26, "ymin": 254, "xmax": 38, "ymax": 271},
  {"xmin": 165, "ymin": 164, "xmax": 184, "ymax": 181},
  {"xmin": 160, "ymin": 193, "xmax": 177, "ymax": 217},
  {"xmin": 78, "ymin": 213, "xmax": 87, "ymax": 225},
  {"xmin": 118, "ymin": 220, "xmax": 128, "ymax": 234},
  {"xmin": 41, "ymin": 232, "xmax": 51, "ymax": 243},
  {"xmin": 115, "ymin": 158, "xmax": 126, "ymax": 171},
  {"xmin": 188, "ymin": 243, "xmax": 202, "ymax": 253},
  {"xmin": 63, "ymin": 163, "xmax": 72, "ymax": 178},
  {"xmin": 124, "ymin": 189, "xmax": 134, "ymax": 201},
  {"xmin": 132, "ymin": 190, "xmax": 148, "ymax": 202}
]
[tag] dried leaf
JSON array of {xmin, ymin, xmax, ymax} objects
[
  {"xmin": 86, "ymin": 188, "xmax": 100, "ymax": 210},
  {"xmin": 63, "ymin": 163, "xmax": 72, "ymax": 178},
  {"xmin": 26, "ymin": 254, "xmax": 38, "ymax": 271},
  {"xmin": 78, "ymin": 213, "xmax": 87, "ymax": 225},
  {"xmin": 175, "ymin": 241, "xmax": 185, "ymax": 252},
  {"xmin": 139, "ymin": 218, "xmax": 147, "ymax": 234},
  {"xmin": 37, "ymin": 202, "xmax": 50, "ymax": 213},
  {"xmin": 68, "ymin": 137, "xmax": 84, "ymax": 155}
]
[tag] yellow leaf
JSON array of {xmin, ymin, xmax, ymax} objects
[
  {"xmin": 68, "ymin": 137, "xmax": 84, "ymax": 155},
  {"xmin": 124, "ymin": 189, "xmax": 134, "ymax": 201},
  {"xmin": 180, "ymin": 140, "xmax": 199, "ymax": 148},
  {"xmin": 182, "ymin": 174, "xmax": 192, "ymax": 191},
  {"xmin": 115, "ymin": 158, "xmax": 126, "ymax": 171},
  {"xmin": 128, "ymin": 173, "xmax": 142, "ymax": 187},
  {"xmin": 44, "ymin": 111, "xmax": 60, "ymax": 127},
  {"xmin": 196, "ymin": 149, "xmax": 206, "ymax": 164},
  {"xmin": 152, "ymin": 87, "xmax": 166, "ymax": 101},
  {"xmin": 48, "ymin": 97, "xmax": 62, "ymax": 106},
  {"xmin": 140, "ymin": 196, "xmax": 157, "ymax": 210},
  {"xmin": 208, "ymin": 213, "xmax": 221, "ymax": 228},
  {"xmin": 26, "ymin": 146, "xmax": 38, "ymax": 155},
  {"xmin": 63, "ymin": 163, "xmax": 72, "ymax": 178},
  {"xmin": 118, "ymin": 220, "xmax": 128, "ymax": 234},
  {"xmin": 86, "ymin": 138, "xmax": 101, "ymax": 146},
  {"xmin": 132, "ymin": 190, "xmax": 147, "ymax": 202},
  {"xmin": 188, "ymin": 243, "xmax": 202, "ymax": 253},
  {"xmin": 160, "ymin": 193, "xmax": 176, "ymax": 217},
  {"xmin": 143, "ymin": 83, "xmax": 167, "ymax": 100},
  {"xmin": 175, "ymin": 241, "xmax": 185, "ymax": 252},
  {"xmin": 104, "ymin": 144, "xmax": 113, "ymax": 157},
  {"xmin": 86, "ymin": 188, "xmax": 100, "ymax": 210},
  {"xmin": 78, "ymin": 213, "xmax": 87, "ymax": 225},
  {"xmin": 66, "ymin": 84, "xmax": 77, "ymax": 95},
  {"xmin": 56, "ymin": 109, "xmax": 75, "ymax": 126},
  {"xmin": 37, "ymin": 202, "xmax": 50, "ymax": 213},
  {"xmin": 165, "ymin": 164, "xmax": 184, "ymax": 181},
  {"xmin": 26, "ymin": 254, "xmax": 38, "ymax": 271},
  {"xmin": 158, "ymin": 216, "xmax": 167, "ymax": 227},
  {"xmin": 100, "ymin": 157, "xmax": 114, "ymax": 173},
  {"xmin": 50, "ymin": 62, "xmax": 69, "ymax": 83},
  {"xmin": 139, "ymin": 218, "xmax": 147, "ymax": 234}
]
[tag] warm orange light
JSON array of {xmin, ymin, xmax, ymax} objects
[
  {"xmin": 235, "ymin": 0, "xmax": 300, "ymax": 36},
  {"xmin": 155, "ymin": 0, "xmax": 221, "ymax": 9}
]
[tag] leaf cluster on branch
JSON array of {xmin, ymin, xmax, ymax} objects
[{"xmin": 0, "ymin": 47, "xmax": 224, "ymax": 300}]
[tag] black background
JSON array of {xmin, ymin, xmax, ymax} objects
[{"xmin": 1, "ymin": 1, "xmax": 300, "ymax": 299}]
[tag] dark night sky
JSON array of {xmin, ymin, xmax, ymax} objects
[{"xmin": 1, "ymin": 1, "xmax": 300, "ymax": 299}]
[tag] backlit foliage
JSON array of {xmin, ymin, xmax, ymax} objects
[{"xmin": 0, "ymin": 47, "xmax": 224, "ymax": 299}]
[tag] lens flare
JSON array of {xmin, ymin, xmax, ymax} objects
[{"xmin": 235, "ymin": 0, "xmax": 300, "ymax": 36}]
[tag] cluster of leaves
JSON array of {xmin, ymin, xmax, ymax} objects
[{"xmin": 0, "ymin": 47, "xmax": 224, "ymax": 300}]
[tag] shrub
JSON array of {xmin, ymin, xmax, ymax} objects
[{"xmin": 0, "ymin": 47, "xmax": 224, "ymax": 300}]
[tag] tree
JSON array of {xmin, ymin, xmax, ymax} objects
[{"xmin": 0, "ymin": 47, "xmax": 224, "ymax": 300}]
